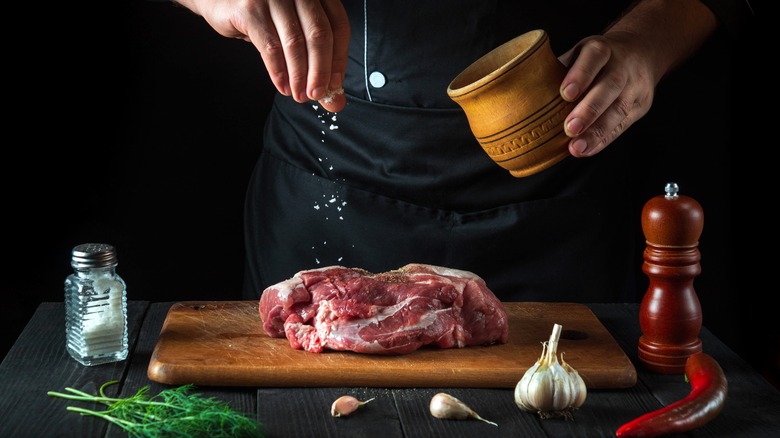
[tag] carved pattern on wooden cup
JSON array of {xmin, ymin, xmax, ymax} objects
[{"xmin": 482, "ymin": 103, "xmax": 569, "ymax": 161}]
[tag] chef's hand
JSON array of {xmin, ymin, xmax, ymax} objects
[
  {"xmin": 557, "ymin": 32, "xmax": 656, "ymax": 158},
  {"xmin": 175, "ymin": 0, "xmax": 350, "ymax": 112},
  {"xmin": 557, "ymin": 0, "xmax": 717, "ymax": 158}
]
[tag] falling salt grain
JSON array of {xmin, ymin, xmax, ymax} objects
[{"xmin": 329, "ymin": 125, "xmax": 339, "ymax": 130}]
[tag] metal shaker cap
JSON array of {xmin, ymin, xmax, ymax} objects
[
  {"xmin": 71, "ymin": 243, "xmax": 118, "ymax": 268},
  {"xmin": 664, "ymin": 182, "xmax": 680, "ymax": 199}
]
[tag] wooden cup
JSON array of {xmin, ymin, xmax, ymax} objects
[{"xmin": 447, "ymin": 29, "xmax": 574, "ymax": 178}]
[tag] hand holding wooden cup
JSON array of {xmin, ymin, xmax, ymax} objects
[{"xmin": 448, "ymin": 29, "xmax": 574, "ymax": 178}]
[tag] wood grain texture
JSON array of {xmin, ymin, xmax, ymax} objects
[
  {"xmin": 5, "ymin": 302, "xmax": 780, "ymax": 437},
  {"xmin": 147, "ymin": 301, "xmax": 637, "ymax": 389},
  {"xmin": 0, "ymin": 301, "xmax": 148, "ymax": 438}
]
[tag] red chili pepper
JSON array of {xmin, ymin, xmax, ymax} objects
[{"xmin": 615, "ymin": 352, "xmax": 728, "ymax": 437}]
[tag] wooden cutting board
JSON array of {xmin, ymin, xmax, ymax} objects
[{"xmin": 147, "ymin": 301, "xmax": 636, "ymax": 389}]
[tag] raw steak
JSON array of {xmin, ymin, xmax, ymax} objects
[{"xmin": 258, "ymin": 263, "xmax": 509, "ymax": 355}]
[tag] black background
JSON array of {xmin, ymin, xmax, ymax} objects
[{"xmin": 5, "ymin": 2, "xmax": 774, "ymax": 388}]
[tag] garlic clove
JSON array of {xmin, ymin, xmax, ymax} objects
[
  {"xmin": 529, "ymin": 364, "xmax": 558, "ymax": 412},
  {"xmin": 562, "ymin": 354, "xmax": 588, "ymax": 408},
  {"xmin": 515, "ymin": 353, "xmax": 544, "ymax": 411},
  {"xmin": 330, "ymin": 395, "xmax": 375, "ymax": 417},
  {"xmin": 550, "ymin": 363, "xmax": 576, "ymax": 412},
  {"xmin": 429, "ymin": 392, "xmax": 497, "ymax": 426}
]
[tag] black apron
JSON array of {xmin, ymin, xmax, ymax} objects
[{"xmin": 244, "ymin": 0, "xmax": 638, "ymax": 302}]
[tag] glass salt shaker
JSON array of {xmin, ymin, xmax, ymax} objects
[{"xmin": 64, "ymin": 243, "xmax": 128, "ymax": 366}]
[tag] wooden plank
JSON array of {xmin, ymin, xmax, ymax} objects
[
  {"xmin": 109, "ymin": 302, "xmax": 261, "ymax": 437},
  {"xmin": 590, "ymin": 303, "xmax": 780, "ymax": 437},
  {"xmin": 256, "ymin": 387, "xmax": 403, "ymax": 437},
  {"xmin": 0, "ymin": 301, "xmax": 148, "ymax": 438},
  {"xmin": 147, "ymin": 301, "xmax": 636, "ymax": 389}
]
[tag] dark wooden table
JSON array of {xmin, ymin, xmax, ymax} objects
[{"xmin": 2, "ymin": 301, "xmax": 778, "ymax": 437}]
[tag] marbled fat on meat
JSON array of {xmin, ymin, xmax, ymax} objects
[{"xmin": 258, "ymin": 263, "xmax": 509, "ymax": 354}]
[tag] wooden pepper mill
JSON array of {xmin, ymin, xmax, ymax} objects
[{"xmin": 638, "ymin": 182, "xmax": 704, "ymax": 374}]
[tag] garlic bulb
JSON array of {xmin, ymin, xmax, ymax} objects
[{"xmin": 514, "ymin": 323, "xmax": 587, "ymax": 419}]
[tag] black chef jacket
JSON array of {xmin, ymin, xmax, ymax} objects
[{"xmin": 243, "ymin": 0, "xmax": 644, "ymax": 302}]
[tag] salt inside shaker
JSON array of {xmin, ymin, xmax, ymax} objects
[{"xmin": 64, "ymin": 243, "xmax": 128, "ymax": 366}]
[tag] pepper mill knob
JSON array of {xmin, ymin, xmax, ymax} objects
[{"xmin": 638, "ymin": 182, "xmax": 704, "ymax": 374}]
